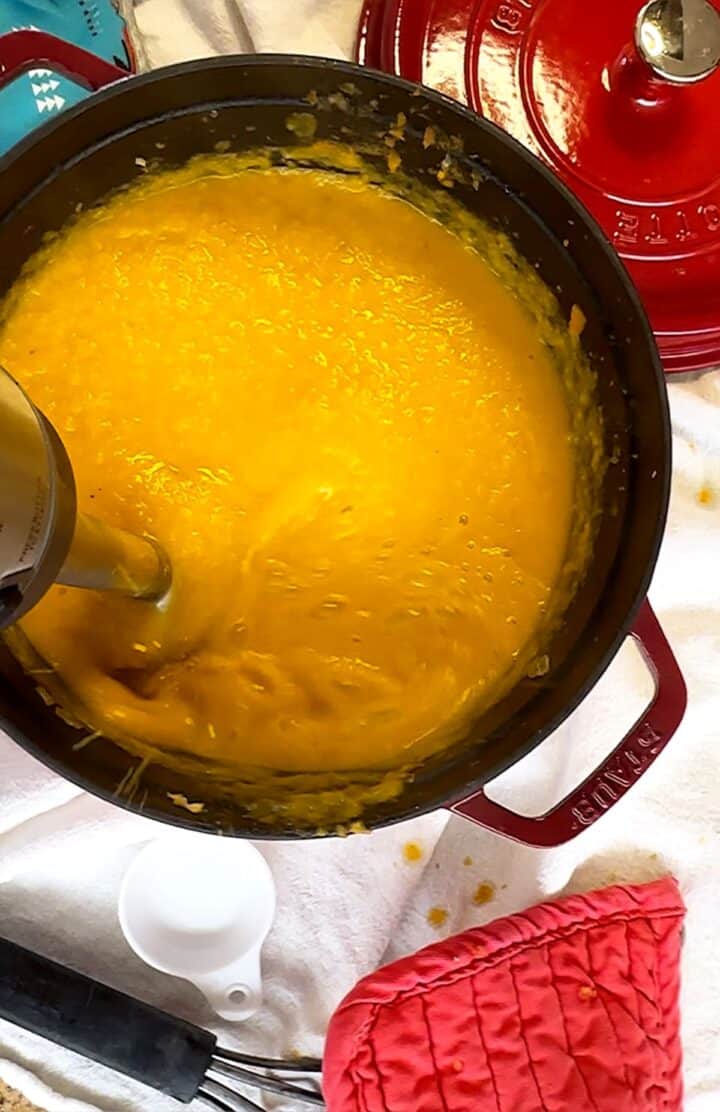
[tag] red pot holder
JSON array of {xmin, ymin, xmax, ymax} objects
[{"xmin": 324, "ymin": 877, "xmax": 685, "ymax": 1111}]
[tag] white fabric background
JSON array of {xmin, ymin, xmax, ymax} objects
[{"xmin": 0, "ymin": 2, "xmax": 718, "ymax": 1109}]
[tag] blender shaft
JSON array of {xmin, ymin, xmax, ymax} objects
[{"xmin": 59, "ymin": 513, "xmax": 171, "ymax": 602}]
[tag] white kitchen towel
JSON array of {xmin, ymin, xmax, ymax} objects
[{"xmin": 0, "ymin": 3, "xmax": 718, "ymax": 1110}]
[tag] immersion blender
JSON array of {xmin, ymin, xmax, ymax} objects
[{"xmin": 0, "ymin": 366, "xmax": 171, "ymax": 629}]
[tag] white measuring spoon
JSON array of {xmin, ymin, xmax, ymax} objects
[{"xmin": 118, "ymin": 831, "xmax": 276, "ymax": 1021}]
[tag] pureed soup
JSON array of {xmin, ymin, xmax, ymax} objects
[{"xmin": 0, "ymin": 147, "xmax": 603, "ymax": 825}]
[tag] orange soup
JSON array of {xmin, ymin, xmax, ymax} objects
[{"xmin": 0, "ymin": 156, "xmax": 593, "ymax": 779}]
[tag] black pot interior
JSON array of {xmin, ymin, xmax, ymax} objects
[{"xmin": 0, "ymin": 58, "xmax": 670, "ymax": 837}]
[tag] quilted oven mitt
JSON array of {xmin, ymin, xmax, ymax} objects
[{"xmin": 323, "ymin": 877, "xmax": 684, "ymax": 1111}]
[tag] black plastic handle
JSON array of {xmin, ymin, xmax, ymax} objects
[{"xmin": 0, "ymin": 936, "xmax": 215, "ymax": 1102}]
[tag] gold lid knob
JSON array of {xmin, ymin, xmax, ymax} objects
[{"xmin": 636, "ymin": 0, "xmax": 720, "ymax": 83}]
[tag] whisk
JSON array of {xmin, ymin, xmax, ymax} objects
[
  {"xmin": 0, "ymin": 936, "xmax": 325, "ymax": 1109},
  {"xmin": 199, "ymin": 1049, "xmax": 322, "ymax": 1109}
]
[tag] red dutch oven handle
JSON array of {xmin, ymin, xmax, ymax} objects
[
  {"xmin": 451, "ymin": 601, "xmax": 687, "ymax": 847},
  {"xmin": 0, "ymin": 29, "xmax": 127, "ymax": 92}
]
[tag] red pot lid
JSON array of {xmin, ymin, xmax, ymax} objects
[{"xmin": 361, "ymin": 0, "xmax": 720, "ymax": 375}]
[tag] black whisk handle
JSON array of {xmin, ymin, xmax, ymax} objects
[{"xmin": 0, "ymin": 935, "xmax": 215, "ymax": 1102}]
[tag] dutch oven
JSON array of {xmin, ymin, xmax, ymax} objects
[{"xmin": 0, "ymin": 31, "xmax": 686, "ymax": 845}]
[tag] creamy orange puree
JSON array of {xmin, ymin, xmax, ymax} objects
[{"xmin": 0, "ymin": 160, "xmax": 578, "ymax": 776}]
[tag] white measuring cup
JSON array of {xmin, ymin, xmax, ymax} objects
[{"xmin": 118, "ymin": 831, "xmax": 276, "ymax": 1021}]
